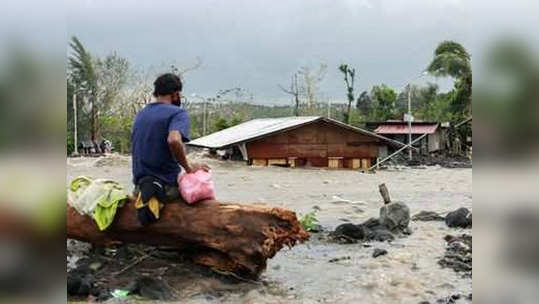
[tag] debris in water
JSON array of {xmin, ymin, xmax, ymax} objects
[
  {"xmin": 124, "ymin": 276, "xmax": 175, "ymax": 300},
  {"xmin": 419, "ymin": 293, "xmax": 463, "ymax": 304},
  {"xmin": 436, "ymin": 293, "xmax": 462, "ymax": 304},
  {"xmin": 412, "ymin": 211, "xmax": 445, "ymax": 222},
  {"xmin": 328, "ymin": 256, "xmax": 351, "ymax": 263},
  {"xmin": 331, "ymin": 195, "xmax": 353, "ymax": 204},
  {"xmin": 372, "ymin": 248, "xmax": 388, "ymax": 258},
  {"xmin": 111, "ymin": 289, "xmax": 130, "ymax": 298},
  {"xmin": 88, "ymin": 262, "xmax": 102, "ymax": 271},
  {"xmin": 438, "ymin": 234, "xmax": 472, "ymax": 278},
  {"xmin": 93, "ymin": 154, "xmax": 130, "ymax": 167}
]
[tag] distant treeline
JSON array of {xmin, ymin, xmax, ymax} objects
[{"xmin": 67, "ymin": 36, "xmax": 471, "ymax": 155}]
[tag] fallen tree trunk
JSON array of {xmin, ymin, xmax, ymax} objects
[{"xmin": 67, "ymin": 198, "xmax": 309, "ymax": 279}]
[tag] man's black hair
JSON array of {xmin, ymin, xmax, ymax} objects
[{"xmin": 152, "ymin": 73, "xmax": 182, "ymax": 97}]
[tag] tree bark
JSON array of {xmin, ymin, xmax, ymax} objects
[
  {"xmin": 90, "ymin": 94, "xmax": 98, "ymax": 142},
  {"xmin": 67, "ymin": 198, "xmax": 309, "ymax": 279}
]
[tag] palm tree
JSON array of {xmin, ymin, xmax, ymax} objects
[
  {"xmin": 68, "ymin": 36, "xmax": 99, "ymax": 141},
  {"xmin": 427, "ymin": 41, "xmax": 472, "ymax": 117}
]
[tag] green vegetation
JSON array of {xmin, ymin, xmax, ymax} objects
[
  {"xmin": 299, "ymin": 211, "xmax": 319, "ymax": 232},
  {"xmin": 338, "ymin": 64, "xmax": 357, "ymax": 124},
  {"xmin": 214, "ymin": 116, "xmax": 243, "ymax": 131},
  {"xmin": 425, "ymin": 40, "xmax": 472, "ymax": 150},
  {"xmin": 371, "ymin": 84, "xmax": 397, "ymax": 121},
  {"xmin": 427, "ymin": 40, "xmax": 472, "ymax": 119}
]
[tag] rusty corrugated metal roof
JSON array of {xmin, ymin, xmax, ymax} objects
[
  {"xmin": 374, "ymin": 124, "xmax": 438, "ymax": 134},
  {"xmin": 187, "ymin": 116, "xmax": 405, "ymax": 149}
]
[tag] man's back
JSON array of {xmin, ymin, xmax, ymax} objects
[{"xmin": 131, "ymin": 102, "xmax": 190, "ymax": 185}]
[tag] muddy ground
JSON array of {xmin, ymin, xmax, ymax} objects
[{"xmin": 67, "ymin": 154, "xmax": 472, "ymax": 304}]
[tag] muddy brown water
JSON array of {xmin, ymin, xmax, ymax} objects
[{"xmin": 67, "ymin": 155, "xmax": 472, "ymax": 303}]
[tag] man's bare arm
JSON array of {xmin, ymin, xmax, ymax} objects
[
  {"xmin": 167, "ymin": 130, "xmax": 192, "ymax": 173},
  {"xmin": 168, "ymin": 131, "xmax": 211, "ymax": 173}
]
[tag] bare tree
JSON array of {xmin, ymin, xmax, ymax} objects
[
  {"xmin": 171, "ymin": 57, "xmax": 202, "ymax": 83},
  {"xmin": 126, "ymin": 67, "xmax": 156, "ymax": 113},
  {"xmin": 298, "ymin": 64, "xmax": 327, "ymax": 109},
  {"xmin": 122, "ymin": 59, "xmax": 203, "ymax": 115},
  {"xmin": 339, "ymin": 64, "xmax": 357, "ymax": 124},
  {"xmin": 278, "ymin": 73, "xmax": 300, "ymax": 116},
  {"xmin": 95, "ymin": 53, "xmax": 129, "ymax": 117}
]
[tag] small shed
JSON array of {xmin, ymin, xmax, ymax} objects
[
  {"xmin": 187, "ymin": 116, "xmax": 404, "ymax": 169},
  {"xmin": 366, "ymin": 121, "xmax": 447, "ymax": 153}
]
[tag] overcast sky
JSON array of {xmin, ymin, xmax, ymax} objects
[{"xmin": 67, "ymin": 0, "xmax": 471, "ymax": 104}]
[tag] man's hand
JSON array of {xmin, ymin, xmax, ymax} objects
[
  {"xmin": 186, "ymin": 162, "xmax": 211, "ymax": 173},
  {"xmin": 168, "ymin": 131, "xmax": 211, "ymax": 174}
]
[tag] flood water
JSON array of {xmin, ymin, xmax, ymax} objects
[{"xmin": 67, "ymin": 155, "xmax": 472, "ymax": 303}]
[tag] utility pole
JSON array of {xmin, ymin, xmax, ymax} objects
[
  {"xmin": 407, "ymin": 84, "xmax": 412, "ymax": 160},
  {"xmin": 203, "ymin": 98, "xmax": 207, "ymax": 136},
  {"xmin": 72, "ymin": 93, "xmax": 79, "ymax": 156},
  {"xmin": 327, "ymin": 96, "xmax": 331, "ymax": 119}
]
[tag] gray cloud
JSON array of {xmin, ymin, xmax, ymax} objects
[{"xmin": 67, "ymin": 0, "xmax": 470, "ymax": 104}]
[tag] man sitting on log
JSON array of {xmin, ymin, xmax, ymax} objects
[{"xmin": 131, "ymin": 73, "xmax": 210, "ymax": 224}]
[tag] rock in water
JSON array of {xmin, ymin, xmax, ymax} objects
[
  {"xmin": 438, "ymin": 234, "xmax": 472, "ymax": 278},
  {"xmin": 67, "ymin": 272, "xmax": 93, "ymax": 296},
  {"xmin": 380, "ymin": 202, "xmax": 410, "ymax": 232},
  {"xmin": 138, "ymin": 276, "xmax": 174, "ymax": 300},
  {"xmin": 332, "ymin": 220, "xmax": 395, "ymax": 243},
  {"xmin": 372, "ymin": 248, "xmax": 388, "ymax": 258},
  {"xmin": 366, "ymin": 229, "xmax": 395, "ymax": 242},
  {"xmin": 309, "ymin": 224, "xmax": 324, "ymax": 233},
  {"xmin": 333, "ymin": 223, "xmax": 366, "ymax": 240},
  {"xmin": 358, "ymin": 218, "xmax": 395, "ymax": 242},
  {"xmin": 445, "ymin": 208, "xmax": 472, "ymax": 228},
  {"xmin": 412, "ymin": 211, "xmax": 445, "ymax": 222},
  {"xmin": 361, "ymin": 217, "xmax": 382, "ymax": 229},
  {"xmin": 125, "ymin": 276, "xmax": 174, "ymax": 300}
]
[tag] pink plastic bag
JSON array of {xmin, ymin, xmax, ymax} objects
[{"xmin": 178, "ymin": 170, "xmax": 216, "ymax": 204}]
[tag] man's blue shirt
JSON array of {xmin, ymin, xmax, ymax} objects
[{"xmin": 132, "ymin": 102, "xmax": 190, "ymax": 185}]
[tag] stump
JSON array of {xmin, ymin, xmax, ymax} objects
[
  {"xmin": 66, "ymin": 198, "xmax": 309, "ymax": 279},
  {"xmin": 379, "ymin": 183, "xmax": 391, "ymax": 205}
]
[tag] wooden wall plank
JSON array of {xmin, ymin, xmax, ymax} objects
[{"xmin": 246, "ymin": 120, "xmax": 382, "ymax": 167}]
